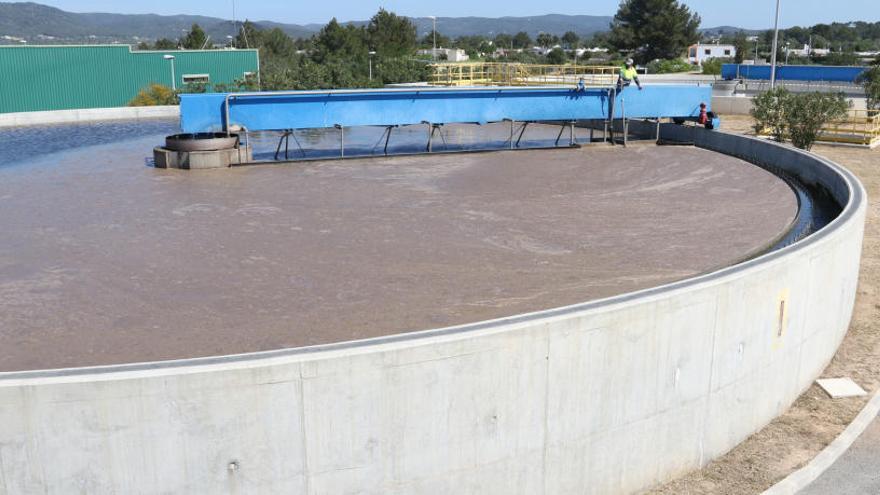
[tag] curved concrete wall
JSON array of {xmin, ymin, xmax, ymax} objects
[
  {"xmin": 0, "ymin": 129, "xmax": 866, "ymax": 495},
  {"xmin": 0, "ymin": 105, "xmax": 178, "ymax": 128}
]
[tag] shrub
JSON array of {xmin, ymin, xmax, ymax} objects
[
  {"xmin": 128, "ymin": 83, "xmax": 178, "ymax": 106},
  {"xmin": 178, "ymin": 82, "xmax": 209, "ymax": 94},
  {"xmin": 547, "ymin": 47, "xmax": 568, "ymax": 65},
  {"xmin": 750, "ymin": 87, "xmax": 791, "ymax": 141},
  {"xmin": 646, "ymin": 58, "xmax": 694, "ymax": 74},
  {"xmin": 701, "ymin": 57, "xmax": 732, "ymax": 75},
  {"xmin": 374, "ymin": 57, "xmax": 431, "ymax": 85},
  {"xmin": 783, "ymin": 92, "xmax": 849, "ymax": 150}
]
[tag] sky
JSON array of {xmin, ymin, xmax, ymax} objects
[{"xmin": 35, "ymin": 1, "xmax": 880, "ymax": 30}]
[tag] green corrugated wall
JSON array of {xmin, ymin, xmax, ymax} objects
[{"xmin": 0, "ymin": 45, "xmax": 260, "ymax": 113}]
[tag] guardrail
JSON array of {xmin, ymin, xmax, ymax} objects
[
  {"xmin": 821, "ymin": 109, "xmax": 880, "ymax": 147},
  {"xmin": 429, "ymin": 62, "xmax": 618, "ymax": 87},
  {"xmin": 759, "ymin": 109, "xmax": 880, "ymax": 148}
]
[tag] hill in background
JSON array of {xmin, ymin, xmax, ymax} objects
[
  {"xmin": 0, "ymin": 1, "xmax": 769, "ymax": 47},
  {"xmin": 0, "ymin": 2, "xmax": 616, "ymax": 44}
]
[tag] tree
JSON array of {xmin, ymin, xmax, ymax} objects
[
  {"xmin": 234, "ymin": 20, "xmax": 260, "ymax": 49},
  {"xmin": 494, "ymin": 33, "xmax": 513, "ymax": 49},
  {"xmin": 562, "ymin": 31, "xmax": 580, "ymax": 49},
  {"xmin": 314, "ymin": 18, "xmax": 368, "ymax": 62},
  {"xmin": 536, "ymin": 32, "xmax": 555, "ymax": 48},
  {"xmin": 455, "ymin": 35, "xmax": 489, "ymax": 57},
  {"xmin": 856, "ymin": 66, "xmax": 880, "ymax": 113},
  {"xmin": 421, "ymin": 30, "xmax": 450, "ymax": 48},
  {"xmin": 823, "ymin": 50, "xmax": 859, "ymax": 66},
  {"xmin": 218, "ymin": 9, "xmax": 434, "ymax": 92},
  {"xmin": 367, "ymin": 9, "xmax": 417, "ymax": 57},
  {"xmin": 154, "ymin": 38, "xmax": 177, "ymax": 50},
  {"xmin": 609, "ymin": 0, "xmax": 701, "ymax": 63},
  {"xmin": 513, "ymin": 31, "xmax": 532, "ymax": 49},
  {"xmin": 733, "ymin": 31, "xmax": 748, "ymax": 64},
  {"xmin": 261, "ymin": 28, "xmax": 297, "ymax": 58},
  {"xmin": 547, "ymin": 47, "xmax": 567, "ymax": 64},
  {"xmin": 375, "ymin": 57, "xmax": 430, "ymax": 85},
  {"xmin": 181, "ymin": 23, "xmax": 208, "ymax": 50}
]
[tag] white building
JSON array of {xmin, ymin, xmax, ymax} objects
[
  {"xmin": 687, "ymin": 43, "xmax": 736, "ymax": 65},
  {"xmin": 417, "ymin": 47, "xmax": 469, "ymax": 62},
  {"xmin": 788, "ymin": 44, "xmax": 831, "ymax": 58}
]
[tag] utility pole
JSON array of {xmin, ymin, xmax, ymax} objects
[{"xmin": 770, "ymin": 0, "xmax": 781, "ymax": 89}]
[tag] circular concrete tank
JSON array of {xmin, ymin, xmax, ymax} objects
[
  {"xmin": 0, "ymin": 119, "xmax": 866, "ymax": 495},
  {"xmin": 1, "ymin": 129, "xmax": 797, "ymax": 371}
]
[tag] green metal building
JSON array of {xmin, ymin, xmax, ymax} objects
[{"xmin": 0, "ymin": 45, "xmax": 260, "ymax": 113}]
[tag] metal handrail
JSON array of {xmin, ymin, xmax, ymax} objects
[{"xmin": 428, "ymin": 62, "xmax": 618, "ymax": 87}]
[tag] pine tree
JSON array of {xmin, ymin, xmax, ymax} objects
[
  {"xmin": 366, "ymin": 9, "xmax": 417, "ymax": 57},
  {"xmin": 512, "ymin": 32, "xmax": 532, "ymax": 49},
  {"xmin": 733, "ymin": 31, "xmax": 748, "ymax": 64},
  {"xmin": 609, "ymin": 0, "xmax": 701, "ymax": 63},
  {"xmin": 181, "ymin": 23, "xmax": 208, "ymax": 50}
]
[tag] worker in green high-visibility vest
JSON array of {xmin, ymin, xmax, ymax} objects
[{"xmin": 616, "ymin": 58, "xmax": 643, "ymax": 92}]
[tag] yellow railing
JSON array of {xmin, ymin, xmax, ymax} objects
[
  {"xmin": 758, "ymin": 109, "xmax": 880, "ymax": 148},
  {"xmin": 428, "ymin": 62, "xmax": 618, "ymax": 88},
  {"xmin": 818, "ymin": 109, "xmax": 880, "ymax": 147}
]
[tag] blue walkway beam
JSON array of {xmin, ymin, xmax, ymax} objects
[{"xmin": 179, "ymin": 86, "xmax": 712, "ymax": 134}]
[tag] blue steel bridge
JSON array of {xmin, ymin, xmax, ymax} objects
[{"xmin": 179, "ymin": 85, "xmax": 714, "ymax": 159}]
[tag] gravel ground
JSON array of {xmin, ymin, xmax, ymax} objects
[{"xmin": 647, "ymin": 115, "xmax": 880, "ymax": 495}]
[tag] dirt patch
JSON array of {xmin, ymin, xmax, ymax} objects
[{"xmin": 647, "ymin": 115, "xmax": 880, "ymax": 495}]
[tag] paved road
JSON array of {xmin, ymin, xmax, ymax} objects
[{"xmin": 800, "ymin": 413, "xmax": 880, "ymax": 494}]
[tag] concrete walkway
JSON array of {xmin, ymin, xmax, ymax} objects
[{"xmin": 800, "ymin": 413, "xmax": 880, "ymax": 494}]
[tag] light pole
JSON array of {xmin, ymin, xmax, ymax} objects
[
  {"xmin": 369, "ymin": 51, "xmax": 376, "ymax": 81},
  {"xmin": 429, "ymin": 16, "xmax": 437, "ymax": 61},
  {"xmin": 769, "ymin": 0, "xmax": 781, "ymax": 89},
  {"xmin": 163, "ymin": 54, "xmax": 176, "ymax": 91},
  {"xmin": 784, "ymin": 42, "xmax": 791, "ymax": 65}
]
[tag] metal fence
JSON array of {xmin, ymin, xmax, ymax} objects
[
  {"xmin": 759, "ymin": 109, "xmax": 880, "ymax": 147},
  {"xmin": 820, "ymin": 109, "xmax": 880, "ymax": 147},
  {"xmin": 428, "ymin": 63, "xmax": 618, "ymax": 87}
]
